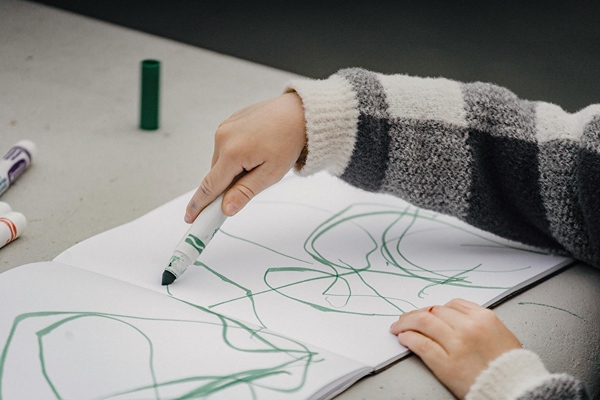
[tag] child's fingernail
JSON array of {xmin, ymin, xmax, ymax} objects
[{"xmin": 224, "ymin": 202, "xmax": 239, "ymax": 216}]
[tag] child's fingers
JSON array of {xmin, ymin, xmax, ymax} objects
[
  {"xmin": 444, "ymin": 298, "xmax": 481, "ymax": 315},
  {"xmin": 186, "ymin": 93, "xmax": 307, "ymax": 222},
  {"xmin": 427, "ymin": 305, "xmax": 467, "ymax": 331},
  {"xmin": 397, "ymin": 330, "xmax": 448, "ymax": 363},
  {"xmin": 390, "ymin": 308, "xmax": 453, "ymax": 348},
  {"xmin": 391, "ymin": 299, "xmax": 522, "ymax": 399},
  {"xmin": 221, "ymin": 163, "xmax": 285, "ymax": 216},
  {"xmin": 185, "ymin": 158, "xmax": 243, "ymax": 223}
]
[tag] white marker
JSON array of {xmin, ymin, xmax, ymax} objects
[
  {"xmin": 0, "ymin": 140, "xmax": 37, "ymax": 197},
  {"xmin": 0, "ymin": 211, "xmax": 26, "ymax": 249},
  {"xmin": 162, "ymin": 194, "xmax": 227, "ymax": 285},
  {"xmin": 0, "ymin": 201, "xmax": 11, "ymax": 216}
]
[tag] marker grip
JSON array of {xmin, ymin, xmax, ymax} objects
[{"xmin": 163, "ymin": 194, "xmax": 227, "ymax": 281}]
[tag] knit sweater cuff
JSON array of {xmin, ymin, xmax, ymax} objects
[
  {"xmin": 466, "ymin": 349, "xmax": 552, "ymax": 400},
  {"xmin": 284, "ymin": 75, "xmax": 359, "ymax": 176}
]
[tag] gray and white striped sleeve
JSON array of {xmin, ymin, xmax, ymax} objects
[{"xmin": 286, "ymin": 68, "xmax": 600, "ymax": 267}]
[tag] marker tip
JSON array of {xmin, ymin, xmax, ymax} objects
[{"xmin": 161, "ymin": 270, "xmax": 176, "ymax": 286}]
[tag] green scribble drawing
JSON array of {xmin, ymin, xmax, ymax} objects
[
  {"xmin": 0, "ymin": 200, "xmax": 553, "ymax": 399},
  {"xmin": 219, "ymin": 231, "xmax": 312, "ymax": 265},
  {"xmin": 198, "ymin": 262, "xmax": 268, "ymax": 329},
  {"xmin": 518, "ymin": 301, "xmax": 586, "ymax": 321},
  {"xmin": 0, "ymin": 299, "xmax": 320, "ymax": 399},
  {"xmin": 189, "ymin": 201, "xmax": 544, "ymax": 324}
]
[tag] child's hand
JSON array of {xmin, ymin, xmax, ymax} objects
[
  {"xmin": 185, "ymin": 92, "xmax": 307, "ymax": 223},
  {"xmin": 390, "ymin": 298, "xmax": 522, "ymax": 399}
]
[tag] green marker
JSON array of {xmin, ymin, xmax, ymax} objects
[
  {"xmin": 162, "ymin": 194, "xmax": 227, "ymax": 285},
  {"xmin": 139, "ymin": 59, "xmax": 160, "ymax": 130}
]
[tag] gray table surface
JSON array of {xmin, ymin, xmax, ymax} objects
[{"xmin": 1, "ymin": 1, "xmax": 598, "ymax": 398}]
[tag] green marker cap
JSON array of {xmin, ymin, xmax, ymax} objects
[{"xmin": 139, "ymin": 59, "xmax": 160, "ymax": 130}]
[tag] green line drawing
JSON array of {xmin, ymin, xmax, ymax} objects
[
  {"xmin": 190, "ymin": 201, "xmax": 545, "ymax": 324},
  {"xmin": 517, "ymin": 302, "xmax": 586, "ymax": 321},
  {"xmin": 0, "ymin": 302, "xmax": 320, "ymax": 399},
  {"xmin": 0, "ymin": 200, "xmax": 554, "ymax": 399}
]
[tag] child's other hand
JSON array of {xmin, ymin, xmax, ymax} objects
[
  {"xmin": 390, "ymin": 298, "xmax": 521, "ymax": 399},
  {"xmin": 185, "ymin": 92, "xmax": 307, "ymax": 222}
]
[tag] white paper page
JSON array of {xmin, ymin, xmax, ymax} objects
[
  {"xmin": 0, "ymin": 262, "xmax": 369, "ymax": 400},
  {"xmin": 56, "ymin": 172, "xmax": 572, "ymax": 368}
]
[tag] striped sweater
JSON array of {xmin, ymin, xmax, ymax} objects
[{"xmin": 286, "ymin": 68, "xmax": 596, "ymax": 399}]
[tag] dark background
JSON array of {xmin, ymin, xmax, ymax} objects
[{"xmin": 31, "ymin": 1, "xmax": 599, "ymax": 112}]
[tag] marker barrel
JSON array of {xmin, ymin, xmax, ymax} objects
[
  {"xmin": 0, "ymin": 202, "xmax": 11, "ymax": 216},
  {"xmin": 0, "ymin": 140, "xmax": 37, "ymax": 197},
  {"xmin": 139, "ymin": 59, "xmax": 160, "ymax": 130},
  {"xmin": 0, "ymin": 211, "xmax": 26, "ymax": 249},
  {"xmin": 164, "ymin": 194, "xmax": 227, "ymax": 280}
]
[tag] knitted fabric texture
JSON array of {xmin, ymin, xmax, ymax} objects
[
  {"xmin": 287, "ymin": 68, "xmax": 600, "ymax": 267},
  {"xmin": 466, "ymin": 349, "xmax": 589, "ymax": 400}
]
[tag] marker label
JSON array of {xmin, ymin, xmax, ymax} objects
[
  {"xmin": 184, "ymin": 234, "xmax": 206, "ymax": 254},
  {"xmin": 0, "ymin": 140, "xmax": 37, "ymax": 197}
]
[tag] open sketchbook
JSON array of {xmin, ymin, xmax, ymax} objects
[{"xmin": 0, "ymin": 172, "xmax": 572, "ymax": 399}]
